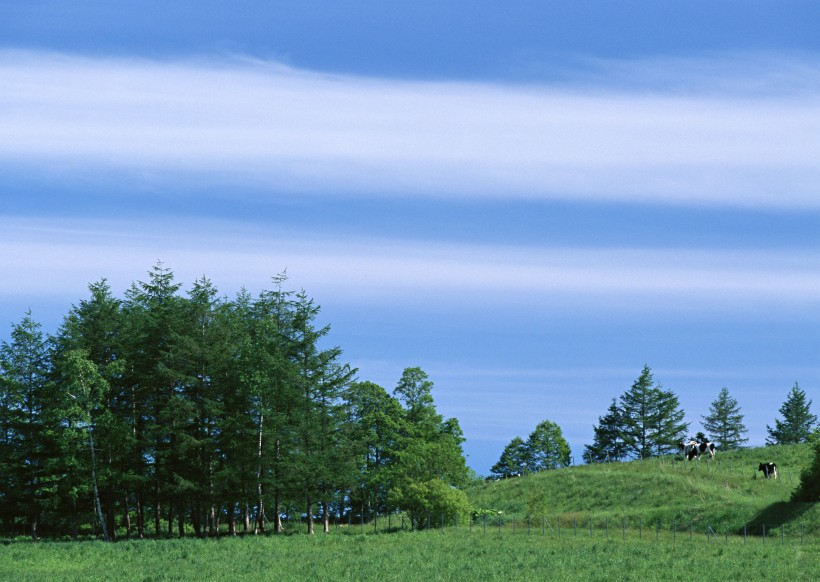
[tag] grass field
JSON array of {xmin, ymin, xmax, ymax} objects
[
  {"xmin": 0, "ymin": 529, "xmax": 816, "ymax": 581},
  {"xmin": 1, "ymin": 444, "xmax": 816, "ymax": 581}
]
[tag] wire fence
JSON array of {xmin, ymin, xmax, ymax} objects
[{"xmin": 312, "ymin": 512, "xmax": 814, "ymax": 546}]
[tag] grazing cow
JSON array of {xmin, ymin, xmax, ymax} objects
[
  {"xmin": 678, "ymin": 440, "xmax": 699, "ymax": 461},
  {"xmin": 696, "ymin": 441, "xmax": 716, "ymax": 460},
  {"xmin": 758, "ymin": 463, "xmax": 778, "ymax": 479}
]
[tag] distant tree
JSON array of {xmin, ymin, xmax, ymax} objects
[
  {"xmin": 583, "ymin": 398, "xmax": 627, "ymax": 463},
  {"xmin": 766, "ymin": 383, "xmax": 817, "ymax": 445},
  {"xmin": 619, "ymin": 365, "xmax": 688, "ymax": 459},
  {"xmin": 523, "ymin": 419, "xmax": 571, "ymax": 471},
  {"xmin": 490, "ymin": 436, "xmax": 527, "ymax": 477},
  {"xmin": 701, "ymin": 387, "xmax": 748, "ymax": 450}
]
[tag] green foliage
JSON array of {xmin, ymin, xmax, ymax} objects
[
  {"xmin": 524, "ymin": 419, "xmax": 571, "ymax": 471},
  {"xmin": 702, "ymin": 387, "xmax": 748, "ymax": 450},
  {"xmin": 392, "ymin": 478, "xmax": 471, "ymax": 529},
  {"xmin": 619, "ymin": 365, "xmax": 688, "ymax": 459},
  {"xmin": 766, "ymin": 383, "xmax": 817, "ymax": 445},
  {"xmin": 792, "ymin": 440, "xmax": 820, "ymax": 502},
  {"xmin": 491, "ymin": 436, "xmax": 527, "ymax": 477},
  {"xmin": 583, "ymin": 398, "xmax": 627, "ymax": 463}
]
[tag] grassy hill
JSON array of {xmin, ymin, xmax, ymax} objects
[{"xmin": 466, "ymin": 443, "xmax": 818, "ymax": 535}]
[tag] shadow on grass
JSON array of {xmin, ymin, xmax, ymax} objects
[{"xmin": 737, "ymin": 501, "xmax": 814, "ymax": 535}]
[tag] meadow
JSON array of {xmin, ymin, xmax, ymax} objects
[{"xmin": 1, "ymin": 443, "xmax": 816, "ymax": 581}]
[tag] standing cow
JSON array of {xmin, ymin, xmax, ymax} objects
[{"xmin": 758, "ymin": 462, "xmax": 778, "ymax": 479}]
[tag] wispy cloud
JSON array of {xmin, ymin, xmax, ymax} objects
[
  {"xmin": 2, "ymin": 50, "xmax": 819, "ymax": 207},
  {"xmin": 2, "ymin": 217, "xmax": 818, "ymax": 314}
]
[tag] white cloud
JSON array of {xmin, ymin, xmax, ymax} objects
[
  {"xmin": 1, "ymin": 50, "xmax": 819, "ymax": 207},
  {"xmin": 1, "ymin": 216, "xmax": 818, "ymax": 314}
]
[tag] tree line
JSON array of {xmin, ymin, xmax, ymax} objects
[
  {"xmin": 0, "ymin": 264, "xmax": 470, "ymax": 540},
  {"xmin": 491, "ymin": 365, "xmax": 817, "ymax": 477}
]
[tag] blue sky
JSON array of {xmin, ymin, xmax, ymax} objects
[{"xmin": 1, "ymin": 1, "xmax": 819, "ymax": 473}]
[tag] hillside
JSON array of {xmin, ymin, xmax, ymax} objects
[{"xmin": 466, "ymin": 443, "xmax": 818, "ymax": 534}]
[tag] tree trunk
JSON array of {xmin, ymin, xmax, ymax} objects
[
  {"xmin": 306, "ymin": 498, "xmax": 314, "ymax": 534},
  {"xmin": 273, "ymin": 490, "xmax": 283, "ymax": 533},
  {"xmin": 255, "ymin": 413, "xmax": 265, "ymax": 534},
  {"xmin": 89, "ymin": 428, "xmax": 110, "ymax": 541},
  {"xmin": 322, "ymin": 501, "xmax": 330, "ymax": 534}
]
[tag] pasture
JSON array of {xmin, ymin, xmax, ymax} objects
[
  {"xmin": 1, "ymin": 443, "xmax": 816, "ymax": 581},
  {"xmin": 0, "ymin": 529, "xmax": 816, "ymax": 581}
]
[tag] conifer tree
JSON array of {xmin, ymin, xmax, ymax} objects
[
  {"xmin": 766, "ymin": 383, "xmax": 817, "ymax": 445},
  {"xmin": 619, "ymin": 365, "xmax": 688, "ymax": 459},
  {"xmin": 583, "ymin": 398, "xmax": 627, "ymax": 463},
  {"xmin": 701, "ymin": 387, "xmax": 748, "ymax": 450}
]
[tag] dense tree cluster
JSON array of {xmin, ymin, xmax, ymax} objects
[
  {"xmin": 583, "ymin": 365, "xmax": 688, "ymax": 463},
  {"xmin": 0, "ymin": 264, "xmax": 469, "ymax": 539},
  {"xmin": 490, "ymin": 419, "xmax": 571, "ymax": 478}
]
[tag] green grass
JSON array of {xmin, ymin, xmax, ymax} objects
[
  {"xmin": 467, "ymin": 443, "xmax": 818, "ymax": 534},
  {"xmin": 0, "ymin": 444, "xmax": 816, "ymax": 580},
  {"xmin": 0, "ymin": 530, "xmax": 816, "ymax": 581}
]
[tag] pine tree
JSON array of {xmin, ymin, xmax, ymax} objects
[
  {"xmin": 701, "ymin": 387, "xmax": 748, "ymax": 450},
  {"xmin": 583, "ymin": 398, "xmax": 627, "ymax": 463},
  {"xmin": 0, "ymin": 312, "xmax": 52, "ymax": 539},
  {"xmin": 766, "ymin": 383, "xmax": 817, "ymax": 445},
  {"xmin": 619, "ymin": 365, "xmax": 688, "ymax": 459}
]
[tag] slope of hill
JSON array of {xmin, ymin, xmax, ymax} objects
[{"xmin": 467, "ymin": 443, "xmax": 817, "ymax": 534}]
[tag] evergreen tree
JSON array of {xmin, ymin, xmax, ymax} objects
[
  {"xmin": 583, "ymin": 398, "xmax": 627, "ymax": 463},
  {"xmin": 0, "ymin": 312, "xmax": 52, "ymax": 539},
  {"xmin": 701, "ymin": 387, "xmax": 748, "ymax": 450},
  {"xmin": 766, "ymin": 383, "xmax": 817, "ymax": 445},
  {"xmin": 619, "ymin": 365, "xmax": 688, "ymax": 459}
]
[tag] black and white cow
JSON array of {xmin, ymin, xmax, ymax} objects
[
  {"xmin": 695, "ymin": 441, "xmax": 716, "ymax": 460},
  {"xmin": 758, "ymin": 462, "xmax": 778, "ymax": 479},
  {"xmin": 678, "ymin": 440, "xmax": 699, "ymax": 461}
]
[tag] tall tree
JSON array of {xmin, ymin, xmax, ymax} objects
[
  {"xmin": 346, "ymin": 381, "xmax": 406, "ymax": 520},
  {"xmin": 766, "ymin": 383, "xmax": 817, "ymax": 445},
  {"xmin": 0, "ymin": 312, "xmax": 52, "ymax": 539},
  {"xmin": 583, "ymin": 398, "xmax": 627, "ymax": 463},
  {"xmin": 390, "ymin": 368, "xmax": 469, "ymax": 529},
  {"xmin": 701, "ymin": 387, "xmax": 748, "ymax": 450},
  {"xmin": 619, "ymin": 365, "xmax": 688, "ymax": 459}
]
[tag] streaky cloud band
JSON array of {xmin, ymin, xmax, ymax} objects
[{"xmin": 1, "ymin": 50, "xmax": 819, "ymax": 208}]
